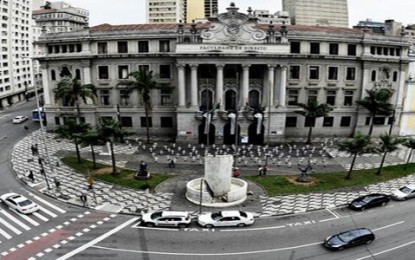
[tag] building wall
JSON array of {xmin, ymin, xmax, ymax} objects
[
  {"xmin": 186, "ymin": 0, "xmax": 204, "ymax": 23},
  {"xmin": 147, "ymin": 0, "xmax": 185, "ymax": 23}
]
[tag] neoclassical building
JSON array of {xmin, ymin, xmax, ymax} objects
[{"xmin": 35, "ymin": 4, "xmax": 412, "ymax": 144}]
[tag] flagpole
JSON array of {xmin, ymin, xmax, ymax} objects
[{"xmin": 234, "ymin": 72, "xmax": 240, "ymax": 168}]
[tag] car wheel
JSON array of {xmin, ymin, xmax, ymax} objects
[
  {"xmin": 361, "ymin": 206, "xmax": 366, "ymax": 211},
  {"xmin": 381, "ymin": 202, "xmax": 387, "ymax": 206},
  {"xmin": 366, "ymin": 239, "xmax": 373, "ymax": 245},
  {"xmin": 145, "ymin": 222, "xmax": 155, "ymax": 227},
  {"xmin": 337, "ymin": 246, "xmax": 345, "ymax": 251},
  {"xmin": 237, "ymin": 223, "xmax": 246, "ymax": 227},
  {"xmin": 178, "ymin": 223, "xmax": 187, "ymax": 228},
  {"xmin": 204, "ymin": 224, "xmax": 214, "ymax": 228}
]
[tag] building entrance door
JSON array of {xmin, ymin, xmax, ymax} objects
[{"xmin": 198, "ymin": 123, "xmax": 215, "ymax": 145}]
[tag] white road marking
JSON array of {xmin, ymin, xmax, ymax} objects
[
  {"xmin": 0, "ymin": 135, "xmax": 7, "ymax": 141},
  {"xmin": 326, "ymin": 208, "xmax": 341, "ymax": 218},
  {"xmin": 355, "ymin": 239, "xmax": 415, "ymax": 260},
  {"xmin": 45, "ymin": 248, "xmax": 52, "ymax": 253},
  {"xmin": 57, "ymin": 217, "xmax": 138, "ymax": 260},
  {"xmin": 0, "ymin": 210, "xmax": 30, "ymax": 230},
  {"xmin": 27, "ymin": 193, "xmax": 66, "ymax": 213},
  {"xmin": 9, "ymin": 247, "xmax": 16, "ymax": 252},
  {"xmin": 16, "ymin": 212, "xmax": 39, "ymax": 226},
  {"xmin": 0, "ymin": 217, "xmax": 21, "ymax": 234},
  {"xmin": 49, "ymin": 228, "xmax": 56, "ymax": 233},
  {"xmin": 1, "ymin": 252, "xmax": 9, "ymax": 256},
  {"xmin": 0, "ymin": 227, "xmax": 12, "ymax": 239},
  {"xmin": 53, "ymin": 244, "xmax": 61, "ymax": 249},
  {"xmin": 75, "ymin": 232, "xmax": 83, "ymax": 237},
  {"xmin": 33, "ymin": 212, "xmax": 49, "ymax": 222},
  {"xmin": 37, "ymin": 205, "xmax": 58, "ymax": 218},
  {"xmin": 36, "ymin": 252, "xmax": 44, "ymax": 257},
  {"xmin": 221, "ymin": 225, "xmax": 285, "ymax": 232},
  {"xmin": 17, "ymin": 244, "xmax": 24, "ymax": 248},
  {"xmin": 372, "ymin": 221, "xmax": 405, "ymax": 232}
]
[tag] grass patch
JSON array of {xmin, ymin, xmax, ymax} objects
[
  {"xmin": 245, "ymin": 163, "xmax": 415, "ymax": 196},
  {"xmin": 61, "ymin": 156, "xmax": 174, "ymax": 191}
]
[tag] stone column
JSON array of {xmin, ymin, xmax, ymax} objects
[
  {"xmin": 279, "ymin": 66, "xmax": 287, "ymax": 107},
  {"xmin": 190, "ymin": 64, "xmax": 198, "ymax": 108},
  {"xmin": 177, "ymin": 64, "xmax": 186, "ymax": 107},
  {"xmin": 216, "ymin": 64, "xmax": 224, "ymax": 109},
  {"xmin": 267, "ymin": 65, "xmax": 275, "ymax": 108},
  {"xmin": 42, "ymin": 67, "xmax": 51, "ymax": 105},
  {"xmin": 83, "ymin": 66, "xmax": 92, "ymax": 85},
  {"xmin": 242, "ymin": 65, "xmax": 250, "ymax": 106}
]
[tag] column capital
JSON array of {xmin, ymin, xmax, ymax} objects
[
  {"xmin": 242, "ymin": 64, "xmax": 251, "ymax": 70},
  {"xmin": 190, "ymin": 64, "xmax": 199, "ymax": 70},
  {"xmin": 176, "ymin": 63, "xmax": 186, "ymax": 69},
  {"xmin": 267, "ymin": 64, "xmax": 277, "ymax": 69},
  {"xmin": 280, "ymin": 65, "xmax": 288, "ymax": 71},
  {"xmin": 216, "ymin": 64, "xmax": 225, "ymax": 70}
]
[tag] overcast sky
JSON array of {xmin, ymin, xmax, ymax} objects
[{"xmin": 64, "ymin": 0, "xmax": 415, "ymax": 27}]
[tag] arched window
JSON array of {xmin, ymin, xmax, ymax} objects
[
  {"xmin": 75, "ymin": 69, "xmax": 81, "ymax": 80},
  {"xmin": 225, "ymin": 90, "xmax": 236, "ymax": 111},
  {"xmin": 51, "ymin": 69, "xmax": 56, "ymax": 81},
  {"xmin": 393, "ymin": 71, "xmax": 398, "ymax": 82},
  {"xmin": 371, "ymin": 70, "xmax": 377, "ymax": 82},
  {"xmin": 60, "ymin": 66, "xmax": 72, "ymax": 78},
  {"xmin": 200, "ymin": 90, "xmax": 213, "ymax": 112},
  {"xmin": 249, "ymin": 90, "xmax": 260, "ymax": 110}
]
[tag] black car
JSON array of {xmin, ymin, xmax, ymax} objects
[
  {"xmin": 323, "ymin": 228, "xmax": 375, "ymax": 251},
  {"xmin": 348, "ymin": 193, "xmax": 390, "ymax": 211}
]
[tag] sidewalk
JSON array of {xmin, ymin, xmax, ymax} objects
[{"xmin": 11, "ymin": 130, "xmax": 415, "ymax": 217}]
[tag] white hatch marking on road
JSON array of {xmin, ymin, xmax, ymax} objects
[
  {"xmin": 16, "ymin": 211, "xmax": 39, "ymax": 226},
  {"xmin": 63, "ymin": 221, "xmax": 70, "ymax": 225},
  {"xmin": 1, "ymin": 252, "xmax": 9, "ymax": 256},
  {"xmin": 36, "ymin": 252, "xmax": 44, "ymax": 257},
  {"xmin": 82, "ymin": 228, "xmax": 90, "ymax": 233},
  {"xmin": 0, "ymin": 135, "xmax": 7, "ymax": 141},
  {"xmin": 53, "ymin": 244, "xmax": 61, "ymax": 249},
  {"xmin": 41, "ymin": 232, "xmax": 48, "ymax": 237},
  {"xmin": 17, "ymin": 244, "xmax": 25, "ymax": 248},
  {"xmin": 75, "ymin": 232, "xmax": 83, "ymax": 237},
  {"xmin": 319, "ymin": 217, "xmax": 338, "ymax": 223},
  {"xmin": 9, "ymin": 247, "xmax": 16, "ymax": 252},
  {"xmin": 355, "ymin": 239, "xmax": 415, "ymax": 260},
  {"xmin": 372, "ymin": 221, "xmax": 405, "ymax": 232},
  {"xmin": 27, "ymin": 193, "xmax": 66, "ymax": 213},
  {"xmin": 57, "ymin": 217, "xmax": 138, "ymax": 260},
  {"xmin": 33, "ymin": 212, "xmax": 49, "ymax": 222},
  {"xmin": 96, "ymin": 221, "xmax": 103, "ymax": 225},
  {"xmin": 56, "ymin": 225, "xmax": 63, "ymax": 229},
  {"xmin": 61, "ymin": 240, "xmax": 68, "ymax": 245},
  {"xmin": 33, "ymin": 236, "xmax": 40, "ymax": 240},
  {"xmin": 26, "ymin": 240, "xmax": 33, "ymax": 244},
  {"xmin": 0, "ymin": 217, "xmax": 21, "ymax": 234},
  {"xmin": 77, "ymin": 214, "xmax": 84, "ymax": 218},
  {"xmin": 70, "ymin": 218, "xmax": 77, "ymax": 222},
  {"xmin": 45, "ymin": 248, "xmax": 52, "ymax": 253},
  {"xmin": 0, "ymin": 210, "xmax": 30, "ymax": 230},
  {"xmin": 49, "ymin": 228, "xmax": 56, "ymax": 233},
  {"xmin": 37, "ymin": 205, "xmax": 58, "ymax": 218},
  {"xmin": 68, "ymin": 236, "xmax": 75, "ymax": 240},
  {"xmin": 0, "ymin": 227, "xmax": 12, "ymax": 239},
  {"xmin": 325, "ymin": 208, "xmax": 341, "ymax": 218},
  {"xmin": 221, "ymin": 225, "xmax": 286, "ymax": 232}
]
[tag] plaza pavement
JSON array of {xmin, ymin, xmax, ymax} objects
[{"xmin": 11, "ymin": 130, "xmax": 415, "ymax": 217}]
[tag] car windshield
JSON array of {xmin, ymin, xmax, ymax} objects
[
  {"xmin": 211, "ymin": 212, "xmax": 223, "ymax": 220},
  {"xmin": 337, "ymin": 231, "xmax": 355, "ymax": 243},
  {"xmin": 399, "ymin": 187, "xmax": 412, "ymax": 194},
  {"xmin": 361, "ymin": 196, "xmax": 374, "ymax": 203},
  {"xmin": 151, "ymin": 212, "xmax": 163, "ymax": 219},
  {"xmin": 239, "ymin": 211, "xmax": 247, "ymax": 217},
  {"xmin": 18, "ymin": 200, "xmax": 33, "ymax": 207}
]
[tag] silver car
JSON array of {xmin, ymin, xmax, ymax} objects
[
  {"xmin": 0, "ymin": 192, "xmax": 39, "ymax": 214},
  {"xmin": 390, "ymin": 184, "xmax": 415, "ymax": 200},
  {"xmin": 141, "ymin": 211, "xmax": 191, "ymax": 228}
]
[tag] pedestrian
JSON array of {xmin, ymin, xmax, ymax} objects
[
  {"xmin": 31, "ymin": 145, "xmax": 35, "ymax": 156},
  {"xmin": 258, "ymin": 166, "xmax": 263, "ymax": 176},
  {"xmin": 87, "ymin": 176, "xmax": 94, "ymax": 190},
  {"xmin": 54, "ymin": 178, "xmax": 61, "ymax": 191},
  {"xmin": 168, "ymin": 159, "xmax": 175, "ymax": 168},
  {"xmin": 80, "ymin": 193, "xmax": 87, "ymax": 207},
  {"xmin": 27, "ymin": 170, "xmax": 35, "ymax": 182},
  {"xmin": 34, "ymin": 143, "xmax": 39, "ymax": 156}
]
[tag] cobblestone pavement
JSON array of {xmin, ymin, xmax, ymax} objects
[{"xmin": 11, "ymin": 130, "xmax": 415, "ymax": 217}]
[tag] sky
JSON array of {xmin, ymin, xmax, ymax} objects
[{"xmin": 64, "ymin": 0, "xmax": 415, "ymax": 27}]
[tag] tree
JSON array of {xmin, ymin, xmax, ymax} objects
[
  {"xmin": 295, "ymin": 100, "xmax": 333, "ymax": 144},
  {"xmin": 337, "ymin": 132, "xmax": 373, "ymax": 180},
  {"xmin": 97, "ymin": 118, "xmax": 126, "ymax": 175},
  {"xmin": 55, "ymin": 119, "xmax": 90, "ymax": 163},
  {"xmin": 403, "ymin": 138, "xmax": 415, "ymax": 170},
  {"xmin": 80, "ymin": 129, "xmax": 100, "ymax": 169},
  {"xmin": 356, "ymin": 88, "xmax": 394, "ymax": 137},
  {"xmin": 54, "ymin": 77, "xmax": 97, "ymax": 123},
  {"xmin": 117, "ymin": 68, "xmax": 171, "ymax": 144},
  {"xmin": 375, "ymin": 133, "xmax": 406, "ymax": 175}
]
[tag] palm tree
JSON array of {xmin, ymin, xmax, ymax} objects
[
  {"xmin": 337, "ymin": 132, "xmax": 373, "ymax": 180},
  {"xmin": 97, "ymin": 118, "xmax": 126, "ymax": 175},
  {"xmin": 403, "ymin": 138, "xmax": 415, "ymax": 170},
  {"xmin": 54, "ymin": 77, "xmax": 97, "ymax": 123},
  {"xmin": 356, "ymin": 88, "xmax": 394, "ymax": 137},
  {"xmin": 117, "ymin": 68, "xmax": 170, "ymax": 144},
  {"xmin": 80, "ymin": 129, "xmax": 100, "ymax": 169},
  {"xmin": 376, "ymin": 133, "xmax": 406, "ymax": 175},
  {"xmin": 295, "ymin": 100, "xmax": 333, "ymax": 144},
  {"xmin": 55, "ymin": 119, "xmax": 90, "ymax": 163}
]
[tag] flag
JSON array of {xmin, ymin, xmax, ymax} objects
[
  {"xmin": 204, "ymin": 112, "xmax": 211, "ymax": 134},
  {"xmin": 254, "ymin": 113, "xmax": 263, "ymax": 135},
  {"xmin": 228, "ymin": 113, "xmax": 236, "ymax": 135}
]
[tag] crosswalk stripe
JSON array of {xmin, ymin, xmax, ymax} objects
[
  {"xmin": 0, "ymin": 217, "xmax": 21, "ymax": 235},
  {"xmin": 0, "ymin": 227, "xmax": 11, "ymax": 239},
  {"xmin": 16, "ymin": 212, "xmax": 39, "ymax": 226},
  {"xmin": 37, "ymin": 205, "xmax": 57, "ymax": 218},
  {"xmin": 0, "ymin": 210, "xmax": 30, "ymax": 231},
  {"xmin": 33, "ymin": 212, "xmax": 49, "ymax": 222},
  {"xmin": 28, "ymin": 193, "xmax": 66, "ymax": 214}
]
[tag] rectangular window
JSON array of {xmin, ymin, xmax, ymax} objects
[
  {"xmin": 97, "ymin": 42, "xmax": 108, "ymax": 54},
  {"xmin": 373, "ymin": 117, "xmax": 386, "ymax": 125},
  {"xmin": 160, "ymin": 117, "xmax": 173, "ymax": 128},
  {"xmin": 118, "ymin": 65, "xmax": 129, "ymax": 79},
  {"xmin": 121, "ymin": 117, "xmax": 133, "ymax": 127},
  {"xmin": 365, "ymin": 117, "xmax": 371, "ymax": 126},
  {"xmin": 138, "ymin": 41, "xmax": 149, "ymax": 53},
  {"xmin": 290, "ymin": 65, "xmax": 300, "ymax": 80},
  {"xmin": 290, "ymin": 41, "xmax": 301, "ymax": 53},
  {"xmin": 98, "ymin": 66, "xmax": 109, "ymax": 79},
  {"xmin": 159, "ymin": 40, "xmax": 170, "ymax": 52},
  {"xmin": 159, "ymin": 65, "xmax": 171, "ymax": 78},
  {"xmin": 309, "ymin": 66, "xmax": 320, "ymax": 80},
  {"xmin": 288, "ymin": 89, "xmax": 299, "ymax": 105},
  {"xmin": 326, "ymin": 90, "xmax": 336, "ymax": 106},
  {"xmin": 344, "ymin": 90, "xmax": 354, "ymax": 106},
  {"xmin": 117, "ymin": 41, "xmax": 128, "ymax": 53},
  {"xmin": 328, "ymin": 67, "xmax": 338, "ymax": 80},
  {"xmin": 347, "ymin": 44, "xmax": 357, "ymax": 56},
  {"xmin": 100, "ymin": 90, "xmax": 110, "ymax": 105},
  {"xmin": 160, "ymin": 88, "xmax": 172, "ymax": 105},
  {"xmin": 370, "ymin": 46, "xmax": 376, "ymax": 55},
  {"xmin": 285, "ymin": 117, "xmax": 297, "ymax": 127},
  {"xmin": 138, "ymin": 64, "xmax": 150, "ymax": 72},
  {"xmin": 310, "ymin": 42, "xmax": 320, "ymax": 54},
  {"xmin": 141, "ymin": 117, "xmax": 153, "ymax": 127},
  {"xmin": 54, "ymin": 117, "xmax": 61, "ymax": 125},
  {"xmin": 346, "ymin": 67, "xmax": 356, "ymax": 81},
  {"xmin": 340, "ymin": 116, "xmax": 351, "ymax": 127},
  {"xmin": 120, "ymin": 89, "xmax": 130, "ymax": 106},
  {"xmin": 329, "ymin": 43, "xmax": 339, "ymax": 55},
  {"xmin": 305, "ymin": 117, "xmax": 316, "ymax": 127},
  {"xmin": 323, "ymin": 117, "xmax": 334, "ymax": 127},
  {"xmin": 100, "ymin": 116, "xmax": 113, "ymax": 123},
  {"xmin": 308, "ymin": 90, "xmax": 318, "ymax": 103}
]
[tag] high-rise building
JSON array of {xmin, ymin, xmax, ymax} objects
[
  {"xmin": 282, "ymin": 0, "xmax": 348, "ymax": 27},
  {"xmin": 146, "ymin": 0, "xmax": 185, "ymax": 23},
  {"xmin": 0, "ymin": 0, "xmax": 34, "ymax": 108}
]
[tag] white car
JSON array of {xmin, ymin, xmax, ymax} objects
[
  {"xmin": 12, "ymin": 115, "xmax": 28, "ymax": 124},
  {"xmin": 0, "ymin": 193, "xmax": 39, "ymax": 214},
  {"xmin": 390, "ymin": 184, "xmax": 415, "ymax": 200},
  {"xmin": 198, "ymin": 210, "xmax": 255, "ymax": 228},
  {"xmin": 141, "ymin": 211, "xmax": 191, "ymax": 228}
]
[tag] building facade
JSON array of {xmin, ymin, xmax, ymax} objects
[
  {"xmin": 146, "ymin": 0, "xmax": 185, "ymax": 23},
  {"xmin": 282, "ymin": 0, "xmax": 349, "ymax": 27},
  {"xmin": 186, "ymin": 0, "xmax": 218, "ymax": 23},
  {"xmin": 0, "ymin": 0, "xmax": 34, "ymax": 108},
  {"xmin": 35, "ymin": 4, "xmax": 411, "ymax": 144}
]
